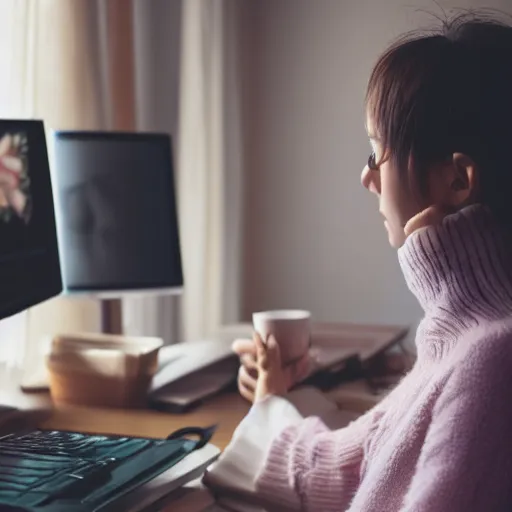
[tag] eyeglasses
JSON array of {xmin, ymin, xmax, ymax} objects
[{"xmin": 368, "ymin": 151, "xmax": 379, "ymax": 171}]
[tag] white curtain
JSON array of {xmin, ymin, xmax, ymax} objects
[
  {"xmin": 177, "ymin": 0, "xmax": 244, "ymax": 341},
  {"xmin": 0, "ymin": 0, "xmax": 102, "ymax": 374},
  {"xmin": 124, "ymin": 0, "xmax": 246, "ymax": 343}
]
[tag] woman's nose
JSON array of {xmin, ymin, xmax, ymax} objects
[{"xmin": 361, "ymin": 165, "xmax": 380, "ymax": 196}]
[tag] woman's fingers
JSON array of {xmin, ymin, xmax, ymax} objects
[
  {"xmin": 238, "ymin": 364, "xmax": 257, "ymax": 391},
  {"xmin": 240, "ymin": 353, "xmax": 258, "ymax": 374},
  {"xmin": 232, "ymin": 338, "xmax": 257, "ymax": 357},
  {"xmin": 264, "ymin": 335, "xmax": 282, "ymax": 370},
  {"xmin": 404, "ymin": 205, "xmax": 455, "ymax": 237},
  {"xmin": 254, "ymin": 335, "xmax": 287, "ymax": 401},
  {"xmin": 238, "ymin": 365, "xmax": 256, "ymax": 403},
  {"xmin": 287, "ymin": 353, "xmax": 311, "ymax": 385},
  {"xmin": 238, "ymin": 379, "xmax": 255, "ymax": 403},
  {"xmin": 254, "ymin": 331, "xmax": 267, "ymax": 368},
  {"xmin": 233, "ymin": 335, "xmax": 260, "ymax": 402},
  {"xmin": 235, "ymin": 332, "xmax": 306, "ymax": 399}
]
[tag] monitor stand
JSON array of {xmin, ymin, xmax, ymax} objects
[{"xmin": 101, "ymin": 298, "xmax": 123, "ymax": 334}]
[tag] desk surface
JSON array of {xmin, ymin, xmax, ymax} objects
[
  {"xmin": 40, "ymin": 392, "xmax": 249, "ymax": 451},
  {"xmin": 0, "ymin": 365, "xmax": 383, "ymax": 451},
  {"xmin": 0, "ymin": 361, "xmax": 395, "ymax": 512},
  {"xmin": 0, "ymin": 368, "xmax": 249, "ymax": 451}
]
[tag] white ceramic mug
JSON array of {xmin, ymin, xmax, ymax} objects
[{"xmin": 252, "ymin": 310, "xmax": 311, "ymax": 365}]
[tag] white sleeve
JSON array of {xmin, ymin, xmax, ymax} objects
[{"xmin": 203, "ymin": 395, "xmax": 304, "ymax": 496}]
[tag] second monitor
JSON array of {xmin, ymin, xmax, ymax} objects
[{"xmin": 51, "ymin": 131, "xmax": 183, "ymax": 297}]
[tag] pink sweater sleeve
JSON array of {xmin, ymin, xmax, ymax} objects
[
  {"xmin": 403, "ymin": 337, "xmax": 512, "ymax": 511},
  {"xmin": 256, "ymin": 407, "xmax": 379, "ymax": 511}
]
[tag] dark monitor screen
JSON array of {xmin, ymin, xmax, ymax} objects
[
  {"xmin": 52, "ymin": 132, "xmax": 183, "ymax": 295},
  {"xmin": 0, "ymin": 120, "xmax": 62, "ymax": 319}
]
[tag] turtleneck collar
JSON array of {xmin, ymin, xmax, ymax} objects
[{"xmin": 398, "ymin": 204, "xmax": 512, "ymax": 360}]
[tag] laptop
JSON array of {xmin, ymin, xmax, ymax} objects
[{"xmin": 0, "ymin": 424, "xmax": 216, "ymax": 511}]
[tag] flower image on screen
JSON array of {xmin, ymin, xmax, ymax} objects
[{"xmin": 0, "ymin": 132, "xmax": 31, "ymax": 224}]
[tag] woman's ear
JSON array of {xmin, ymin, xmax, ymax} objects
[{"xmin": 429, "ymin": 152, "xmax": 479, "ymax": 208}]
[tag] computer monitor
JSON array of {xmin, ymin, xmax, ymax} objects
[
  {"xmin": 0, "ymin": 120, "xmax": 62, "ymax": 319},
  {"xmin": 51, "ymin": 132, "xmax": 183, "ymax": 297}
]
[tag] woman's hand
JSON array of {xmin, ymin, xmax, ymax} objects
[
  {"xmin": 232, "ymin": 336, "xmax": 259, "ymax": 402},
  {"xmin": 232, "ymin": 332, "xmax": 310, "ymax": 403},
  {"xmin": 404, "ymin": 205, "xmax": 454, "ymax": 238}
]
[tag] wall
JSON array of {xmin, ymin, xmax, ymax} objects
[{"xmin": 241, "ymin": 0, "xmax": 511, "ymax": 334}]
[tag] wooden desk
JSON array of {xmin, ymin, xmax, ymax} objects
[
  {"xmin": 37, "ymin": 381, "xmax": 385, "ymax": 449},
  {"xmin": 0, "ymin": 363, "xmax": 387, "ymax": 451},
  {"xmin": 0, "ymin": 368, "xmax": 247, "ymax": 450},
  {"xmin": 5, "ymin": 379, "xmax": 385, "ymax": 451},
  {"xmin": 4, "ymin": 380, "xmax": 389, "ymax": 511},
  {"xmin": 0, "ymin": 348, "xmax": 401, "ymax": 511},
  {"xmin": 39, "ymin": 392, "xmax": 249, "ymax": 450}
]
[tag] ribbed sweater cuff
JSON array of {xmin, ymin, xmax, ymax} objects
[{"xmin": 257, "ymin": 417, "xmax": 364, "ymax": 510}]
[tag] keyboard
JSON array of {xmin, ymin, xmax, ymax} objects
[{"xmin": 0, "ymin": 427, "xmax": 209, "ymax": 511}]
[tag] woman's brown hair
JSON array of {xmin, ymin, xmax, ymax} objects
[{"xmin": 366, "ymin": 11, "xmax": 512, "ymax": 222}]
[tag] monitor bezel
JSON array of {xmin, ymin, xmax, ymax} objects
[
  {"xmin": 61, "ymin": 286, "xmax": 183, "ymax": 299},
  {"xmin": 0, "ymin": 119, "xmax": 63, "ymax": 320},
  {"xmin": 51, "ymin": 130, "xmax": 184, "ymax": 296}
]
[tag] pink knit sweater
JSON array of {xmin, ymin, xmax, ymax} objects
[{"xmin": 254, "ymin": 205, "xmax": 512, "ymax": 511}]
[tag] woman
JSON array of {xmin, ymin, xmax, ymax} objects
[{"xmin": 230, "ymin": 13, "xmax": 512, "ymax": 512}]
